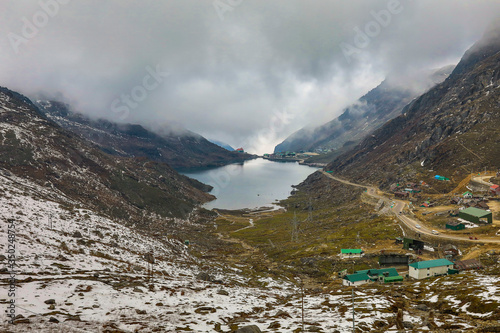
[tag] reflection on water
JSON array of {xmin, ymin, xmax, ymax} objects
[{"xmin": 180, "ymin": 158, "xmax": 318, "ymax": 210}]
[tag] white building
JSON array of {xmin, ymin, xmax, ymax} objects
[
  {"xmin": 340, "ymin": 249, "xmax": 363, "ymax": 259},
  {"xmin": 408, "ymin": 259, "xmax": 453, "ymax": 279},
  {"xmin": 343, "ymin": 273, "xmax": 370, "ymax": 286}
]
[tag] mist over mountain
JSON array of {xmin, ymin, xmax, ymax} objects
[
  {"xmin": 2, "ymin": 2, "xmax": 499, "ymax": 153},
  {"xmin": 326, "ymin": 23, "xmax": 500, "ymax": 187},
  {"xmin": 36, "ymin": 100, "xmax": 253, "ymax": 169},
  {"xmin": 274, "ymin": 65, "xmax": 454, "ymax": 157},
  {"xmin": 208, "ymin": 139, "xmax": 235, "ymax": 151},
  {"xmin": 0, "ymin": 86, "xmax": 214, "ymax": 221}
]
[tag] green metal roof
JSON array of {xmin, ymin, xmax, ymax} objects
[
  {"xmin": 341, "ymin": 249, "xmax": 362, "ymax": 254},
  {"xmin": 459, "ymin": 207, "xmax": 492, "ymax": 218},
  {"xmin": 409, "ymin": 259, "xmax": 453, "ymax": 269},
  {"xmin": 355, "ymin": 268, "xmax": 399, "ymax": 277},
  {"xmin": 355, "ymin": 269, "xmax": 369, "ymax": 274},
  {"xmin": 370, "ymin": 268, "xmax": 399, "ymax": 277},
  {"xmin": 384, "ymin": 276, "xmax": 404, "ymax": 282},
  {"xmin": 344, "ymin": 273, "xmax": 370, "ymax": 282}
]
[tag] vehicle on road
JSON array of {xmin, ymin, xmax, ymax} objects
[
  {"xmin": 431, "ymin": 230, "xmax": 439, "ymax": 235},
  {"xmin": 415, "ymin": 224, "xmax": 421, "ymax": 229}
]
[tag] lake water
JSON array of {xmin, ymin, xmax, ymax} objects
[{"xmin": 181, "ymin": 158, "xmax": 318, "ymax": 210}]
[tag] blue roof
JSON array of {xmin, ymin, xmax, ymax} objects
[
  {"xmin": 409, "ymin": 259, "xmax": 453, "ymax": 269},
  {"xmin": 344, "ymin": 273, "xmax": 370, "ymax": 282}
]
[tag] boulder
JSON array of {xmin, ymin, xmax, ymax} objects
[
  {"xmin": 416, "ymin": 304, "xmax": 430, "ymax": 311},
  {"xmin": 268, "ymin": 321, "xmax": 280, "ymax": 329},
  {"xmin": 217, "ymin": 289, "xmax": 229, "ymax": 296},
  {"xmin": 275, "ymin": 309, "xmax": 291, "ymax": 318},
  {"xmin": 235, "ymin": 325, "xmax": 262, "ymax": 333},
  {"xmin": 196, "ymin": 272, "xmax": 212, "ymax": 282}
]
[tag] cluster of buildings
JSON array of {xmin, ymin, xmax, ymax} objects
[
  {"xmin": 263, "ymin": 151, "xmax": 318, "ymax": 161},
  {"xmin": 447, "ymin": 188, "xmax": 494, "ymax": 230},
  {"xmin": 342, "ymin": 257, "xmax": 483, "ymax": 287},
  {"xmin": 450, "ymin": 191, "xmax": 490, "ymax": 208},
  {"xmin": 391, "ymin": 182, "xmax": 425, "ymax": 200}
]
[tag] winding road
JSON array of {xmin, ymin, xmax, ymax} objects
[{"xmin": 321, "ymin": 171, "xmax": 500, "ymax": 244}]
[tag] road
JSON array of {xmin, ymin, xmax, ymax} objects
[
  {"xmin": 321, "ymin": 171, "xmax": 500, "ymax": 244},
  {"xmin": 472, "ymin": 175, "xmax": 494, "ymax": 187}
]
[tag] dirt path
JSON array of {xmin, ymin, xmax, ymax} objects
[
  {"xmin": 320, "ymin": 171, "xmax": 500, "ymax": 244},
  {"xmin": 214, "ymin": 214, "xmax": 280, "ymax": 271},
  {"xmin": 233, "ymin": 218, "xmax": 254, "ymax": 233}
]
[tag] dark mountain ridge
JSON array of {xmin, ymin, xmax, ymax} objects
[
  {"xmin": 326, "ymin": 26, "xmax": 500, "ymax": 188},
  {"xmin": 36, "ymin": 100, "xmax": 254, "ymax": 169},
  {"xmin": 0, "ymin": 86, "xmax": 214, "ymax": 221}
]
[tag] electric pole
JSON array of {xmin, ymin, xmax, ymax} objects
[{"xmin": 352, "ymin": 288, "xmax": 355, "ymax": 333}]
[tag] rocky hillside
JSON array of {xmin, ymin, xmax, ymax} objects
[
  {"xmin": 274, "ymin": 66, "xmax": 453, "ymax": 159},
  {"xmin": 2, "ymin": 170, "xmax": 499, "ymax": 332},
  {"xmin": 326, "ymin": 25, "xmax": 500, "ymax": 188},
  {"xmin": 0, "ymin": 87, "xmax": 213, "ymax": 221},
  {"xmin": 36, "ymin": 100, "xmax": 253, "ymax": 169}
]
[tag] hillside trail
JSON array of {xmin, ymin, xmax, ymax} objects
[{"xmin": 214, "ymin": 215, "xmax": 280, "ymax": 271}]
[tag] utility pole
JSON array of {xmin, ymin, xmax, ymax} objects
[
  {"xmin": 352, "ymin": 288, "xmax": 355, "ymax": 333},
  {"xmin": 292, "ymin": 212, "xmax": 299, "ymax": 242},
  {"xmin": 308, "ymin": 197, "xmax": 313, "ymax": 223},
  {"xmin": 301, "ymin": 278, "xmax": 305, "ymax": 332}
]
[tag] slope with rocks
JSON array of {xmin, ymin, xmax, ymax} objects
[
  {"xmin": 0, "ymin": 87, "xmax": 213, "ymax": 221},
  {"xmin": 36, "ymin": 100, "xmax": 253, "ymax": 169},
  {"xmin": 275, "ymin": 66, "xmax": 454, "ymax": 160},
  {"xmin": 326, "ymin": 25, "xmax": 500, "ymax": 189},
  {"xmin": 2, "ymin": 170, "xmax": 499, "ymax": 332}
]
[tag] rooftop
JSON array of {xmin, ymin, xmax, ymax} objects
[
  {"xmin": 341, "ymin": 249, "xmax": 362, "ymax": 254},
  {"xmin": 460, "ymin": 207, "xmax": 492, "ymax": 218},
  {"xmin": 409, "ymin": 259, "xmax": 453, "ymax": 269},
  {"xmin": 344, "ymin": 273, "xmax": 370, "ymax": 283},
  {"xmin": 355, "ymin": 268, "xmax": 399, "ymax": 277}
]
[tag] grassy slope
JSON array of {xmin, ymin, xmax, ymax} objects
[{"xmin": 211, "ymin": 171, "xmax": 402, "ymax": 283}]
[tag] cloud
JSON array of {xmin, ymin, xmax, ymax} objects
[{"xmin": 0, "ymin": 0, "xmax": 499, "ymax": 154}]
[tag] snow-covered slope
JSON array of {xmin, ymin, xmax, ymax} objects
[
  {"xmin": 0, "ymin": 86, "xmax": 214, "ymax": 221},
  {"xmin": 1, "ymin": 172, "xmax": 499, "ymax": 332}
]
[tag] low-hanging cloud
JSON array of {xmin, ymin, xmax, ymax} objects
[{"xmin": 1, "ymin": 0, "xmax": 499, "ymax": 154}]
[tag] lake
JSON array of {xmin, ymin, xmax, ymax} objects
[{"xmin": 180, "ymin": 158, "xmax": 319, "ymax": 210}]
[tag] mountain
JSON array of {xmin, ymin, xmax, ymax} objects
[
  {"xmin": 274, "ymin": 65, "xmax": 454, "ymax": 159},
  {"xmin": 0, "ymin": 86, "xmax": 214, "ymax": 221},
  {"xmin": 209, "ymin": 139, "xmax": 235, "ymax": 151},
  {"xmin": 326, "ymin": 25, "xmax": 500, "ymax": 188},
  {"xmin": 36, "ymin": 101, "xmax": 253, "ymax": 169}
]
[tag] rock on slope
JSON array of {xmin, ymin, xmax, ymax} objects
[
  {"xmin": 36, "ymin": 100, "xmax": 253, "ymax": 169},
  {"xmin": 326, "ymin": 25, "xmax": 500, "ymax": 188},
  {"xmin": 274, "ymin": 66, "xmax": 453, "ymax": 158},
  {"xmin": 0, "ymin": 87, "xmax": 213, "ymax": 221}
]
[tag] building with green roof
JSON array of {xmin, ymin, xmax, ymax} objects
[
  {"xmin": 355, "ymin": 267, "xmax": 401, "ymax": 282},
  {"xmin": 343, "ymin": 273, "xmax": 370, "ymax": 286},
  {"xmin": 384, "ymin": 276, "xmax": 404, "ymax": 283},
  {"xmin": 409, "ymin": 259, "xmax": 453, "ymax": 279},
  {"xmin": 340, "ymin": 249, "xmax": 363, "ymax": 259},
  {"xmin": 458, "ymin": 207, "xmax": 492, "ymax": 224},
  {"xmin": 446, "ymin": 221, "xmax": 465, "ymax": 230}
]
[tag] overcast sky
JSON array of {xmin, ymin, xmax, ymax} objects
[{"xmin": 1, "ymin": 1, "xmax": 499, "ymax": 153}]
